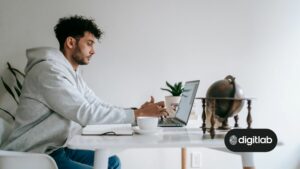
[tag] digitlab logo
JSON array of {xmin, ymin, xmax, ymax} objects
[
  {"xmin": 225, "ymin": 129, "xmax": 277, "ymax": 152},
  {"xmin": 229, "ymin": 135, "xmax": 238, "ymax": 145}
]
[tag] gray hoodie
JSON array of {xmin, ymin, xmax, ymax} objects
[{"xmin": 2, "ymin": 47, "xmax": 135, "ymax": 154}]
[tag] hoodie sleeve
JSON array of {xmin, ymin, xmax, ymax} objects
[{"xmin": 36, "ymin": 64, "xmax": 135, "ymax": 126}]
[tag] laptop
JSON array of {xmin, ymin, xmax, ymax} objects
[{"xmin": 158, "ymin": 80, "xmax": 200, "ymax": 127}]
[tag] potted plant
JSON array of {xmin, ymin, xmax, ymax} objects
[
  {"xmin": 0, "ymin": 62, "xmax": 24, "ymax": 144},
  {"xmin": 161, "ymin": 81, "xmax": 184, "ymax": 117}
]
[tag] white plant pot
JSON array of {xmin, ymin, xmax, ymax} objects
[{"xmin": 165, "ymin": 96, "xmax": 181, "ymax": 117}]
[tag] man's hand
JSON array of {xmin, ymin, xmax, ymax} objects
[
  {"xmin": 134, "ymin": 96, "xmax": 168, "ymax": 118},
  {"xmin": 140, "ymin": 96, "xmax": 164, "ymax": 108}
]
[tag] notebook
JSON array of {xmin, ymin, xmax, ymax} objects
[
  {"xmin": 158, "ymin": 80, "xmax": 200, "ymax": 127},
  {"xmin": 82, "ymin": 124, "xmax": 133, "ymax": 136}
]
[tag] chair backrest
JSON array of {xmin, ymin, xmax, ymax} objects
[{"xmin": 0, "ymin": 150, "xmax": 58, "ymax": 169}]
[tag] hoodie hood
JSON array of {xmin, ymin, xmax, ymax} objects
[{"xmin": 25, "ymin": 47, "xmax": 72, "ymax": 74}]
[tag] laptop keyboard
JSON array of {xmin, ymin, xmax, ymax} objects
[
  {"xmin": 159, "ymin": 118, "xmax": 183, "ymax": 127},
  {"xmin": 163, "ymin": 118, "xmax": 177, "ymax": 124}
]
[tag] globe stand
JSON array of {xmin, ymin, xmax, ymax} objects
[
  {"xmin": 234, "ymin": 115, "xmax": 239, "ymax": 127},
  {"xmin": 198, "ymin": 97, "xmax": 253, "ymax": 139},
  {"xmin": 218, "ymin": 119, "xmax": 231, "ymax": 130}
]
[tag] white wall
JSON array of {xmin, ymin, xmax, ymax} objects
[{"xmin": 1, "ymin": 0, "xmax": 299, "ymax": 169}]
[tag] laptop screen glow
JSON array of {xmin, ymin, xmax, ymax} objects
[{"xmin": 175, "ymin": 80, "xmax": 199, "ymax": 123}]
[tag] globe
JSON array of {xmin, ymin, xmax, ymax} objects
[{"xmin": 206, "ymin": 75, "xmax": 245, "ymax": 125}]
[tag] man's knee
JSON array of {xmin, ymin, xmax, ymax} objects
[{"xmin": 108, "ymin": 155, "xmax": 121, "ymax": 169}]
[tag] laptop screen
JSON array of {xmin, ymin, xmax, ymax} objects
[{"xmin": 175, "ymin": 80, "xmax": 200, "ymax": 124}]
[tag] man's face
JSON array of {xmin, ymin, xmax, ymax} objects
[{"xmin": 71, "ymin": 32, "xmax": 96, "ymax": 65}]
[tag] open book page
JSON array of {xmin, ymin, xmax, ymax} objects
[{"xmin": 82, "ymin": 124, "xmax": 133, "ymax": 136}]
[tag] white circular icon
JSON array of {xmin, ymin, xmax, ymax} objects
[{"xmin": 229, "ymin": 135, "xmax": 238, "ymax": 145}]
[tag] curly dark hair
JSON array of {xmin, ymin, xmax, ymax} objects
[{"xmin": 54, "ymin": 15, "xmax": 103, "ymax": 50}]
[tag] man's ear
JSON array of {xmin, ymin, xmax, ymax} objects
[{"xmin": 65, "ymin": 37, "xmax": 76, "ymax": 49}]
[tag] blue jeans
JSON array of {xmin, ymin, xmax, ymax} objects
[{"xmin": 49, "ymin": 147, "xmax": 121, "ymax": 169}]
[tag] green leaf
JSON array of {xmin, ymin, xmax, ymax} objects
[
  {"xmin": 0, "ymin": 107, "xmax": 15, "ymax": 121},
  {"xmin": 160, "ymin": 88, "xmax": 173, "ymax": 94},
  {"xmin": 7, "ymin": 62, "xmax": 24, "ymax": 91},
  {"xmin": 174, "ymin": 83, "xmax": 180, "ymax": 91},
  {"xmin": 16, "ymin": 79, "xmax": 22, "ymax": 90},
  {"xmin": 161, "ymin": 81, "xmax": 184, "ymax": 96},
  {"xmin": 178, "ymin": 82, "xmax": 182, "ymax": 89},
  {"xmin": 166, "ymin": 81, "xmax": 176, "ymax": 92},
  {"xmin": 7, "ymin": 62, "xmax": 17, "ymax": 76},
  {"xmin": 14, "ymin": 86, "xmax": 21, "ymax": 98},
  {"xmin": 1, "ymin": 77, "xmax": 19, "ymax": 104},
  {"xmin": 12, "ymin": 68, "xmax": 25, "ymax": 77},
  {"xmin": 172, "ymin": 91, "xmax": 181, "ymax": 96}
]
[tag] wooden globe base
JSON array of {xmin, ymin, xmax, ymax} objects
[
  {"xmin": 218, "ymin": 119, "xmax": 231, "ymax": 130},
  {"xmin": 199, "ymin": 97, "xmax": 253, "ymax": 139}
]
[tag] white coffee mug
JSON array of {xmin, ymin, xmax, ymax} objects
[{"xmin": 137, "ymin": 116, "xmax": 158, "ymax": 130}]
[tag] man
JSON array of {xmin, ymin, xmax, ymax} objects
[{"xmin": 2, "ymin": 15, "xmax": 166, "ymax": 169}]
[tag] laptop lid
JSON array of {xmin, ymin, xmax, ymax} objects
[{"xmin": 174, "ymin": 80, "xmax": 200, "ymax": 125}]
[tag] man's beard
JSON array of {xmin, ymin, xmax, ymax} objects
[{"xmin": 72, "ymin": 45, "xmax": 88, "ymax": 65}]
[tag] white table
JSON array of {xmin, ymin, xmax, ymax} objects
[{"xmin": 67, "ymin": 128, "xmax": 254, "ymax": 169}]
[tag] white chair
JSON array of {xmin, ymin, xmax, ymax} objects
[{"xmin": 0, "ymin": 150, "xmax": 58, "ymax": 169}]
